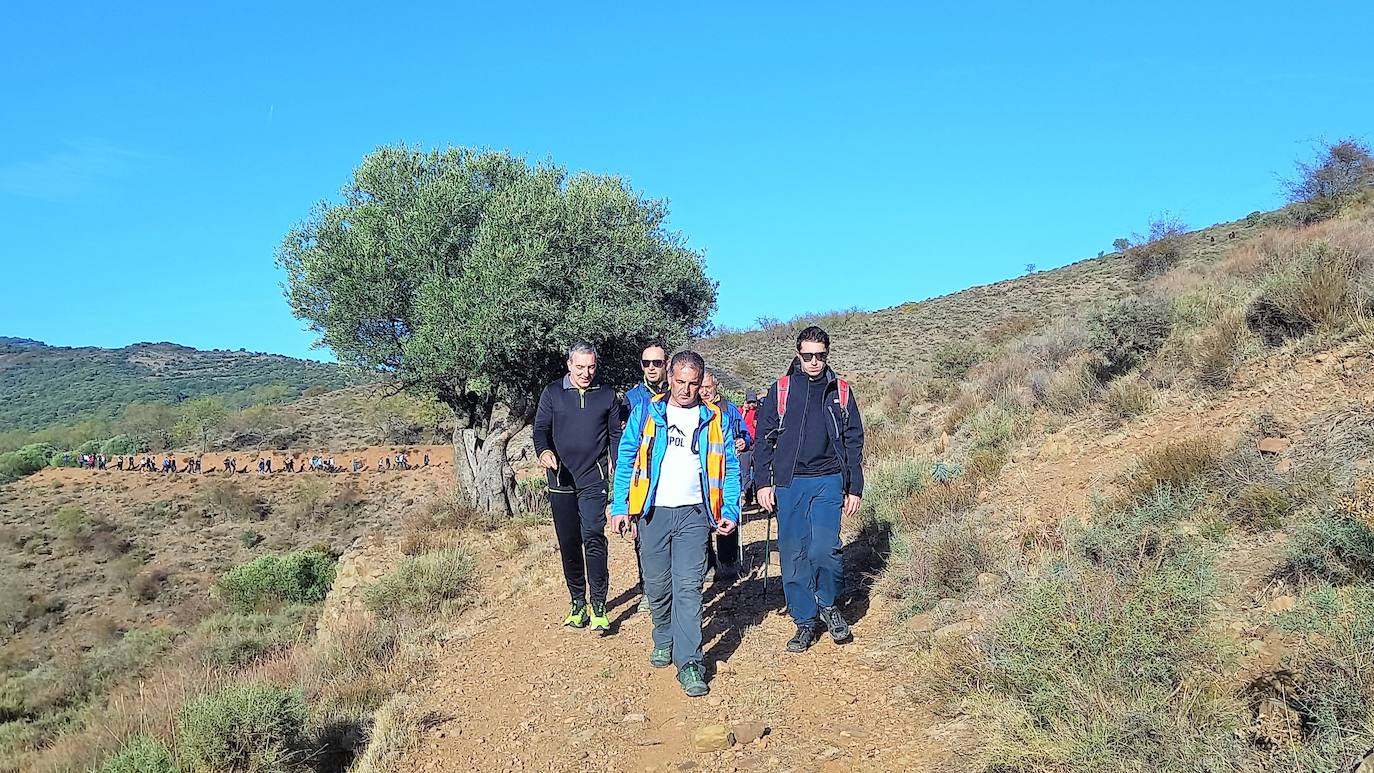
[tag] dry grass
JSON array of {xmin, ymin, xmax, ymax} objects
[
  {"xmin": 1101, "ymin": 373, "xmax": 1155, "ymax": 421},
  {"xmin": 350, "ymin": 693, "xmax": 445, "ymax": 773},
  {"xmin": 1119, "ymin": 438, "xmax": 1222, "ymax": 501}
]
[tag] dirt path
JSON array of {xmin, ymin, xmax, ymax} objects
[{"xmin": 400, "ymin": 513, "xmax": 955, "ymax": 773}]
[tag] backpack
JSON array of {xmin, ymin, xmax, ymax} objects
[{"xmin": 774, "ymin": 374, "xmax": 850, "ymax": 428}]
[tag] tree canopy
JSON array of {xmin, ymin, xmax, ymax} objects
[{"xmin": 277, "ymin": 145, "xmax": 717, "ymax": 512}]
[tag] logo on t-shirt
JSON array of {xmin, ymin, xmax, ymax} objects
[{"xmin": 666, "ymin": 423, "xmax": 687, "ymax": 448}]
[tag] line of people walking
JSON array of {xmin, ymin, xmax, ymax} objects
[
  {"xmin": 534, "ymin": 325, "xmax": 865, "ymax": 698},
  {"xmin": 70, "ymin": 451, "xmax": 433, "ymax": 475}
]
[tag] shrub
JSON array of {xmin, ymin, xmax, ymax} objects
[
  {"xmin": 351, "ymin": 693, "xmax": 436, "ymax": 773},
  {"xmin": 0, "ymin": 443, "xmax": 56, "ymax": 482},
  {"xmin": 1247, "ymin": 240, "xmax": 1369, "ymax": 344},
  {"xmin": 175, "ymin": 682, "xmax": 307, "ymax": 773},
  {"xmin": 217, "ymin": 550, "xmax": 336, "ymax": 613},
  {"xmin": 862, "ymin": 457, "xmax": 931, "ymax": 526},
  {"xmin": 193, "ymin": 605, "xmax": 318, "ymax": 667},
  {"xmin": 1087, "ymin": 295, "xmax": 1172, "ymax": 380},
  {"xmin": 100, "ymin": 434, "xmax": 143, "ymax": 457},
  {"xmin": 50, "ymin": 505, "xmax": 87, "ymax": 537},
  {"xmin": 1077, "ymin": 484, "xmax": 1200, "ymax": 580},
  {"xmin": 364, "ymin": 549, "xmax": 477, "ymax": 618},
  {"xmin": 1119, "ymin": 439, "xmax": 1220, "ymax": 500},
  {"xmin": 885, "ymin": 513, "xmax": 998, "ymax": 615},
  {"xmin": 1230, "ymin": 484, "xmax": 1294, "ymax": 532},
  {"xmin": 1284, "ymin": 138, "xmax": 1374, "ymax": 216},
  {"xmin": 1281, "ymin": 511, "xmax": 1374, "ymax": 585},
  {"xmin": 1128, "ymin": 214, "xmax": 1188, "ymax": 278},
  {"xmin": 1191, "ymin": 311, "xmax": 1252, "ymax": 389},
  {"xmin": 930, "ymin": 341, "xmax": 980, "ymax": 384},
  {"xmin": 1101, "ymin": 373, "xmax": 1154, "ymax": 420},
  {"xmin": 93, "ymin": 733, "xmax": 175, "ymax": 773},
  {"xmin": 199, "ymin": 479, "xmax": 269, "ymax": 521},
  {"xmin": 1030, "ymin": 355, "xmax": 1100, "ymax": 414}
]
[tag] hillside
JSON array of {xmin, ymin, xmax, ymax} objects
[
  {"xmin": 0, "ymin": 338, "xmax": 365, "ymax": 431},
  {"xmin": 696, "ymin": 213, "xmax": 1268, "ymax": 390}
]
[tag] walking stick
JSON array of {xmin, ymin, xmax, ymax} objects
[{"xmin": 762, "ymin": 510, "xmax": 771, "ymax": 599}]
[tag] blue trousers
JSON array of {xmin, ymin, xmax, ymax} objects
[
  {"xmin": 776, "ymin": 474, "xmax": 843, "ymax": 623},
  {"xmin": 638, "ymin": 504, "xmax": 710, "ymax": 668}
]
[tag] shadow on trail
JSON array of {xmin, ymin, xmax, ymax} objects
[{"xmin": 700, "ymin": 509, "xmax": 893, "ymax": 668}]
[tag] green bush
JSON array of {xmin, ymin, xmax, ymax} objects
[
  {"xmin": 1230, "ymin": 484, "xmax": 1294, "ymax": 531},
  {"xmin": 1247, "ymin": 240, "xmax": 1369, "ymax": 345},
  {"xmin": 193, "ymin": 606, "xmax": 318, "ymax": 668},
  {"xmin": 217, "ymin": 550, "xmax": 336, "ymax": 613},
  {"xmin": 1077, "ymin": 484, "xmax": 1200, "ymax": 581},
  {"xmin": 1088, "ymin": 295, "xmax": 1172, "ymax": 380},
  {"xmin": 51, "ymin": 505, "xmax": 88, "ymax": 537},
  {"xmin": 861, "ymin": 457, "xmax": 931, "ymax": 526},
  {"xmin": 1282, "ymin": 512, "xmax": 1374, "ymax": 585},
  {"xmin": 886, "ymin": 512, "xmax": 998, "ymax": 616},
  {"xmin": 927, "ymin": 341, "xmax": 980, "ymax": 399},
  {"xmin": 0, "ymin": 442, "xmax": 56, "ymax": 482},
  {"xmin": 364, "ymin": 549, "xmax": 476, "ymax": 618},
  {"xmin": 175, "ymin": 682, "xmax": 307, "ymax": 773},
  {"xmin": 94, "ymin": 733, "xmax": 176, "ymax": 773},
  {"xmin": 1128, "ymin": 215, "xmax": 1188, "ymax": 278},
  {"xmin": 1274, "ymin": 584, "xmax": 1374, "ymax": 769},
  {"xmin": 101, "ymin": 434, "xmax": 143, "ymax": 456}
]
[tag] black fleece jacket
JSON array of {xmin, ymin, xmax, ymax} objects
[
  {"xmin": 532, "ymin": 375, "xmax": 622, "ymax": 492},
  {"xmin": 752, "ymin": 367, "xmax": 865, "ymax": 496}
]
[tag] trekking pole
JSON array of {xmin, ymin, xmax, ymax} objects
[{"xmin": 762, "ymin": 510, "xmax": 771, "ymax": 599}]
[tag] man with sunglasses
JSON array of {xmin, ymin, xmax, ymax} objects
[
  {"xmin": 611, "ymin": 350, "xmax": 739, "ymax": 697},
  {"xmin": 623, "ymin": 342, "xmax": 669, "ymax": 612},
  {"xmin": 753, "ymin": 325, "xmax": 865, "ymax": 653}
]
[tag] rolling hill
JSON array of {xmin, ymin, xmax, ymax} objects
[{"xmin": 0, "ymin": 338, "xmax": 365, "ymax": 431}]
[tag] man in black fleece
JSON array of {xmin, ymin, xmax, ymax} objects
[
  {"xmin": 754, "ymin": 325, "xmax": 865, "ymax": 652},
  {"xmin": 533, "ymin": 341, "xmax": 623, "ymax": 634}
]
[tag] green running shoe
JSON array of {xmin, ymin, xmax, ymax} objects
[
  {"xmin": 677, "ymin": 662, "xmax": 709, "ymax": 697},
  {"xmin": 589, "ymin": 601, "xmax": 610, "ymax": 634},
  {"xmin": 563, "ymin": 601, "xmax": 589, "ymax": 628},
  {"xmin": 648, "ymin": 646, "xmax": 673, "ymax": 668}
]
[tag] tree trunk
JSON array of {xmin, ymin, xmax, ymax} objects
[{"xmin": 450, "ymin": 409, "xmax": 528, "ymax": 518}]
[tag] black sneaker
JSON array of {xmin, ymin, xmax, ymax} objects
[
  {"xmin": 786, "ymin": 621, "xmax": 820, "ymax": 653},
  {"xmin": 818, "ymin": 605, "xmax": 853, "ymax": 644}
]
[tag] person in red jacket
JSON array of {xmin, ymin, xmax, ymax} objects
[{"xmin": 741, "ymin": 389, "xmax": 759, "ymax": 507}]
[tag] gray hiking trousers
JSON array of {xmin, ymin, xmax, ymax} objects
[{"xmin": 638, "ymin": 503, "xmax": 710, "ymax": 668}]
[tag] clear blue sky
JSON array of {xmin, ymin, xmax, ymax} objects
[{"xmin": 2, "ymin": 1, "xmax": 1370, "ymax": 361}]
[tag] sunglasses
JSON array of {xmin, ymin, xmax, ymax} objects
[
  {"xmin": 641, "ymin": 359, "xmax": 665, "ymax": 368},
  {"xmin": 798, "ymin": 351, "xmax": 829, "ymax": 363}
]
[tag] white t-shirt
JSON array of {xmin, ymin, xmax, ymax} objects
[{"xmin": 655, "ymin": 402, "xmax": 703, "ymax": 507}]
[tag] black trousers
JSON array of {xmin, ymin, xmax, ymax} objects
[{"xmin": 550, "ymin": 485, "xmax": 609, "ymax": 606}]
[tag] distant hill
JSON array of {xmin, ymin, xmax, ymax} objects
[
  {"xmin": 694, "ymin": 212, "xmax": 1266, "ymax": 391},
  {"xmin": 0, "ymin": 338, "xmax": 365, "ymax": 431}
]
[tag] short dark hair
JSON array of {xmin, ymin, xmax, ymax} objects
[
  {"xmin": 796, "ymin": 325, "xmax": 830, "ymax": 350},
  {"xmin": 669, "ymin": 350, "xmax": 706, "ymax": 376},
  {"xmin": 641, "ymin": 341, "xmax": 668, "ymax": 358}
]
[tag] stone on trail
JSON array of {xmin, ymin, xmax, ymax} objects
[
  {"xmin": 1354, "ymin": 747, "xmax": 1374, "ymax": 773},
  {"xmin": 731, "ymin": 722, "xmax": 770, "ymax": 744},
  {"xmin": 691, "ymin": 724, "xmax": 735, "ymax": 753},
  {"xmin": 1257, "ymin": 437, "xmax": 1291, "ymax": 454}
]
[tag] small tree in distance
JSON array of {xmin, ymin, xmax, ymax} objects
[
  {"xmin": 1284, "ymin": 138, "xmax": 1374, "ymax": 222},
  {"xmin": 177, "ymin": 397, "xmax": 228, "ymax": 453}
]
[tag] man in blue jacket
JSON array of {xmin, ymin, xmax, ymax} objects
[
  {"xmin": 753, "ymin": 326, "xmax": 865, "ymax": 652},
  {"xmin": 622, "ymin": 342, "xmax": 669, "ymax": 613},
  {"xmin": 533, "ymin": 342, "xmax": 623, "ymax": 635},
  {"xmin": 612, "ymin": 351, "xmax": 739, "ymax": 697},
  {"xmin": 700, "ymin": 370, "xmax": 751, "ymax": 580}
]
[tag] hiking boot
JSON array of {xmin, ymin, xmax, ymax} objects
[
  {"xmin": 677, "ymin": 662, "xmax": 709, "ymax": 697},
  {"xmin": 786, "ymin": 621, "xmax": 820, "ymax": 653},
  {"xmin": 589, "ymin": 602, "xmax": 610, "ymax": 634},
  {"xmin": 818, "ymin": 605, "xmax": 853, "ymax": 644},
  {"xmin": 563, "ymin": 601, "xmax": 589, "ymax": 629},
  {"xmin": 649, "ymin": 646, "xmax": 673, "ymax": 668}
]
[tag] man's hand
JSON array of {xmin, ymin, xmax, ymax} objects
[
  {"xmin": 734, "ymin": 438, "xmax": 746, "ymax": 453},
  {"xmin": 539, "ymin": 450, "xmax": 558, "ymax": 470},
  {"xmin": 611, "ymin": 514, "xmax": 636, "ymax": 539},
  {"xmin": 715, "ymin": 519, "xmax": 737, "ymax": 536},
  {"xmin": 843, "ymin": 494, "xmax": 862, "ymax": 517},
  {"xmin": 757, "ymin": 486, "xmax": 776, "ymax": 513}
]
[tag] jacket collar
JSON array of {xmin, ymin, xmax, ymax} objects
[{"xmin": 562, "ymin": 374, "xmax": 602, "ymax": 390}]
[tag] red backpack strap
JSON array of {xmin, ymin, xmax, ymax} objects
[
  {"xmin": 836, "ymin": 378, "xmax": 850, "ymax": 422},
  {"xmin": 775, "ymin": 376, "xmax": 790, "ymax": 423}
]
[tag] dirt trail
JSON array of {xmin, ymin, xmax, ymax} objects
[{"xmin": 400, "ymin": 513, "xmax": 957, "ymax": 773}]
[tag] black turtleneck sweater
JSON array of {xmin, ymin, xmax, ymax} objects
[{"xmin": 793, "ymin": 375, "xmax": 842, "ymax": 477}]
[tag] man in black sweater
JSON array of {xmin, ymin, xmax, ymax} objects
[
  {"xmin": 754, "ymin": 325, "xmax": 865, "ymax": 653},
  {"xmin": 533, "ymin": 341, "xmax": 623, "ymax": 634}
]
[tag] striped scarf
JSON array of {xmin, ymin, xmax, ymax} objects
[{"xmin": 627, "ymin": 395, "xmax": 728, "ymax": 527}]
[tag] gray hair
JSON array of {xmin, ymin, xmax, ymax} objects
[
  {"xmin": 669, "ymin": 350, "xmax": 706, "ymax": 376},
  {"xmin": 567, "ymin": 341, "xmax": 597, "ymax": 360}
]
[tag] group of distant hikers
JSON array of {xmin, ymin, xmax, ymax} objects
[
  {"xmin": 534, "ymin": 325, "xmax": 864, "ymax": 698},
  {"xmin": 66, "ymin": 451, "xmax": 430, "ymax": 475}
]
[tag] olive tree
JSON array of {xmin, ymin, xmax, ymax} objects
[{"xmin": 277, "ymin": 146, "xmax": 716, "ymax": 515}]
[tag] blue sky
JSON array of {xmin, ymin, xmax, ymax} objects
[{"xmin": 2, "ymin": 1, "xmax": 1371, "ymax": 361}]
